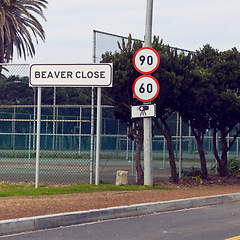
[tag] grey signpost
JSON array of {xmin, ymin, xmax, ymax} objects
[
  {"xmin": 144, "ymin": 0, "xmax": 154, "ymax": 186},
  {"xmin": 132, "ymin": 0, "xmax": 158, "ymax": 186}
]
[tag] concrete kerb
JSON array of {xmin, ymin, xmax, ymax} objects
[{"xmin": 0, "ymin": 192, "xmax": 240, "ymax": 236}]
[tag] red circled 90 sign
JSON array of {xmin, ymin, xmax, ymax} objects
[{"xmin": 133, "ymin": 47, "xmax": 160, "ymax": 74}]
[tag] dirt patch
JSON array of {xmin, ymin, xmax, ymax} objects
[
  {"xmin": 155, "ymin": 174, "xmax": 240, "ymax": 188},
  {"xmin": 0, "ymin": 175, "xmax": 240, "ymax": 221}
]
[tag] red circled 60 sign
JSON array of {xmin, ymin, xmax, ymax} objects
[
  {"xmin": 132, "ymin": 75, "xmax": 160, "ymax": 102},
  {"xmin": 133, "ymin": 47, "xmax": 160, "ymax": 74}
]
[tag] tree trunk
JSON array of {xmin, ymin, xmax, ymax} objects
[
  {"xmin": 212, "ymin": 128, "xmax": 223, "ymax": 176},
  {"xmin": 154, "ymin": 118, "xmax": 178, "ymax": 183},
  {"xmin": 190, "ymin": 123, "xmax": 208, "ymax": 179},
  {"xmin": 219, "ymin": 128, "xmax": 240, "ymax": 177},
  {"xmin": 0, "ymin": 41, "xmax": 4, "ymax": 75},
  {"xmin": 196, "ymin": 136, "xmax": 208, "ymax": 179},
  {"xmin": 220, "ymin": 134, "xmax": 229, "ymax": 177},
  {"xmin": 135, "ymin": 129, "xmax": 144, "ymax": 185},
  {"xmin": 165, "ymin": 133, "xmax": 178, "ymax": 183}
]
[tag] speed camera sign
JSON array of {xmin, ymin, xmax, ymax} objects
[
  {"xmin": 132, "ymin": 75, "xmax": 160, "ymax": 102},
  {"xmin": 133, "ymin": 47, "xmax": 160, "ymax": 74}
]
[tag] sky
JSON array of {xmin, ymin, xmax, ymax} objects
[{"xmin": 12, "ymin": 0, "xmax": 240, "ymax": 64}]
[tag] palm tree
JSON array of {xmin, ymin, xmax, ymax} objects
[{"xmin": 0, "ymin": 0, "xmax": 48, "ymax": 64}]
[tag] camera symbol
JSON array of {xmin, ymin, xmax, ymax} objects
[
  {"xmin": 138, "ymin": 105, "xmax": 149, "ymax": 116},
  {"xmin": 138, "ymin": 106, "xmax": 149, "ymax": 111}
]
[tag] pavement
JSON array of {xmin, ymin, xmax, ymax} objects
[{"xmin": 1, "ymin": 192, "xmax": 240, "ymax": 236}]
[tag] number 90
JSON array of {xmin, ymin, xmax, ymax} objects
[{"xmin": 139, "ymin": 55, "xmax": 153, "ymax": 66}]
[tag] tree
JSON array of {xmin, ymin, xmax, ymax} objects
[
  {"xmin": 210, "ymin": 48, "xmax": 240, "ymax": 176},
  {"xmin": 178, "ymin": 45, "xmax": 240, "ymax": 179},
  {"xmin": 102, "ymin": 35, "xmax": 187, "ymax": 184},
  {"xmin": 151, "ymin": 37, "xmax": 193, "ymax": 183},
  {"xmin": 178, "ymin": 45, "xmax": 219, "ymax": 179},
  {"xmin": 211, "ymin": 90, "xmax": 240, "ymax": 176},
  {"xmin": 0, "ymin": 76, "xmax": 91, "ymax": 105},
  {"xmin": 0, "ymin": 75, "xmax": 34, "ymax": 104},
  {"xmin": 0, "ymin": 0, "xmax": 48, "ymax": 65}
]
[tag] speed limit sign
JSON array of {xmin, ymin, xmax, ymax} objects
[
  {"xmin": 133, "ymin": 47, "xmax": 160, "ymax": 74},
  {"xmin": 132, "ymin": 75, "xmax": 160, "ymax": 102}
]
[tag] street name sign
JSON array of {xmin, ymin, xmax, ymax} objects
[
  {"xmin": 133, "ymin": 47, "xmax": 160, "ymax": 74},
  {"xmin": 131, "ymin": 104, "xmax": 156, "ymax": 118},
  {"xmin": 30, "ymin": 63, "xmax": 113, "ymax": 87},
  {"xmin": 132, "ymin": 75, "xmax": 160, "ymax": 102}
]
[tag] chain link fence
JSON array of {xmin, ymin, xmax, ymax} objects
[
  {"xmin": 0, "ymin": 64, "xmax": 93, "ymax": 184},
  {"xmin": 0, "ymin": 61, "xmax": 134, "ymax": 185},
  {"xmin": 0, "ymin": 104, "xmax": 94, "ymax": 184},
  {"xmin": 0, "ymin": 32, "xmax": 239, "ymax": 185}
]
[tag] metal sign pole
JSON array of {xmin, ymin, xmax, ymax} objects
[
  {"xmin": 35, "ymin": 87, "xmax": 42, "ymax": 188},
  {"xmin": 95, "ymin": 87, "xmax": 101, "ymax": 186},
  {"xmin": 144, "ymin": 0, "xmax": 154, "ymax": 186}
]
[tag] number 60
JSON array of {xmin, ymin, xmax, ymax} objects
[{"xmin": 139, "ymin": 83, "xmax": 153, "ymax": 93}]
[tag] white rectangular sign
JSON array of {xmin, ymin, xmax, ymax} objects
[
  {"xmin": 131, "ymin": 104, "xmax": 156, "ymax": 118},
  {"xmin": 29, "ymin": 63, "xmax": 113, "ymax": 87}
]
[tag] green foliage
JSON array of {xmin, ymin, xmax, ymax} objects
[
  {"xmin": 192, "ymin": 176, "xmax": 203, "ymax": 184},
  {"xmin": 0, "ymin": 0, "xmax": 48, "ymax": 63},
  {"xmin": 101, "ymin": 34, "xmax": 143, "ymax": 128},
  {"xmin": 181, "ymin": 167, "xmax": 202, "ymax": 183},
  {"xmin": 0, "ymin": 76, "xmax": 93, "ymax": 107},
  {"xmin": 208, "ymin": 164, "xmax": 217, "ymax": 174},
  {"xmin": 182, "ymin": 166, "xmax": 202, "ymax": 177},
  {"xmin": 0, "ymin": 76, "xmax": 34, "ymax": 105},
  {"xmin": 227, "ymin": 158, "xmax": 240, "ymax": 175},
  {"xmin": 176, "ymin": 44, "xmax": 240, "ymax": 178}
]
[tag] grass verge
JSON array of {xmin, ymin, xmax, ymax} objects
[{"xmin": 0, "ymin": 183, "xmax": 172, "ymax": 198}]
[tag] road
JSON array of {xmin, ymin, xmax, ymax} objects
[{"xmin": 1, "ymin": 202, "xmax": 240, "ymax": 240}]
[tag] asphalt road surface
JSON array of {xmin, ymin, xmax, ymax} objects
[{"xmin": 1, "ymin": 202, "xmax": 240, "ymax": 240}]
